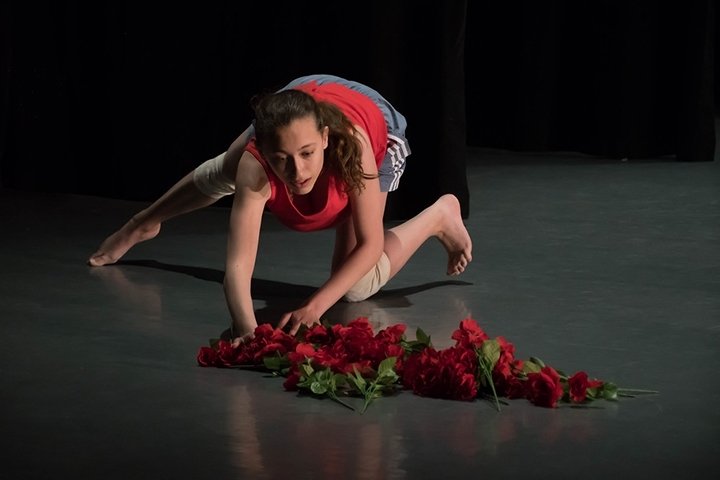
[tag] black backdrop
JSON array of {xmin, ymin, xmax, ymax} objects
[{"xmin": 0, "ymin": 1, "xmax": 715, "ymax": 219}]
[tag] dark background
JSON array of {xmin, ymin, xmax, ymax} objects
[{"xmin": 0, "ymin": 1, "xmax": 715, "ymax": 219}]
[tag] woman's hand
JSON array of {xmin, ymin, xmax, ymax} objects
[
  {"xmin": 277, "ymin": 303, "xmax": 322, "ymax": 335},
  {"xmin": 231, "ymin": 330, "xmax": 255, "ymax": 347}
]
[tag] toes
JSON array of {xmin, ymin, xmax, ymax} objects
[
  {"xmin": 446, "ymin": 253, "xmax": 471, "ymax": 276},
  {"xmin": 88, "ymin": 253, "xmax": 114, "ymax": 267}
]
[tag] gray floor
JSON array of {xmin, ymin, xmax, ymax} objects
[{"xmin": 1, "ymin": 150, "xmax": 719, "ymax": 479}]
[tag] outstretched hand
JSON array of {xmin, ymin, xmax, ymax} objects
[
  {"xmin": 231, "ymin": 330, "xmax": 255, "ymax": 347},
  {"xmin": 277, "ymin": 304, "xmax": 321, "ymax": 336}
]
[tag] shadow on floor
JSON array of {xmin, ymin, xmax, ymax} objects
[{"xmin": 113, "ymin": 259, "xmax": 472, "ymax": 328}]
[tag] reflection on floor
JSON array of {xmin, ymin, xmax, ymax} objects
[{"xmin": 1, "ymin": 150, "xmax": 719, "ymax": 479}]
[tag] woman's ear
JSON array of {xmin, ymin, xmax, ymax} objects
[{"xmin": 322, "ymin": 126, "xmax": 329, "ymax": 149}]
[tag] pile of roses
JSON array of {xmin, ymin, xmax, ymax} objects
[{"xmin": 197, "ymin": 317, "xmax": 648, "ymax": 412}]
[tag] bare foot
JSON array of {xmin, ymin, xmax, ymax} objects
[
  {"xmin": 435, "ymin": 194, "xmax": 473, "ymax": 276},
  {"xmin": 87, "ymin": 216, "xmax": 161, "ymax": 266}
]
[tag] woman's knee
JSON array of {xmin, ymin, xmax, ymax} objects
[{"xmin": 343, "ymin": 253, "xmax": 391, "ymax": 302}]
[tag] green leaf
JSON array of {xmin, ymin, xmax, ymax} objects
[
  {"xmin": 300, "ymin": 363, "xmax": 315, "ymax": 377},
  {"xmin": 333, "ymin": 374, "xmax": 347, "ymax": 389},
  {"xmin": 352, "ymin": 367, "xmax": 368, "ymax": 387},
  {"xmin": 585, "ymin": 386, "xmax": 600, "ymax": 400},
  {"xmin": 346, "ymin": 368, "xmax": 368, "ymax": 396},
  {"xmin": 523, "ymin": 359, "xmax": 543, "ymax": 374},
  {"xmin": 378, "ymin": 356, "xmax": 397, "ymax": 375},
  {"xmin": 263, "ymin": 355, "xmax": 290, "ymax": 371},
  {"xmin": 479, "ymin": 339, "xmax": 501, "ymax": 369},
  {"xmin": 416, "ymin": 327, "xmax": 431, "ymax": 346},
  {"xmin": 310, "ymin": 381, "xmax": 327, "ymax": 395},
  {"xmin": 600, "ymin": 382, "xmax": 619, "ymax": 401},
  {"xmin": 528, "ymin": 356, "xmax": 546, "ymax": 368}
]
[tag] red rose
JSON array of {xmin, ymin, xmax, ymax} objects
[
  {"xmin": 453, "ymin": 372, "xmax": 480, "ymax": 401},
  {"xmin": 496, "ymin": 336, "xmax": 516, "ymax": 362},
  {"xmin": 216, "ymin": 340, "xmax": 240, "ymax": 366},
  {"xmin": 568, "ymin": 371, "xmax": 604, "ymax": 403},
  {"xmin": 288, "ymin": 343, "xmax": 316, "ymax": 364},
  {"xmin": 270, "ymin": 328, "xmax": 298, "ymax": 351},
  {"xmin": 375, "ymin": 324, "xmax": 407, "ymax": 344},
  {"xmin": 451, "ymin": 317, "xmax": 489, "ymax": 349},
  {"xmin": 526, "ymin": 366, "xmax": 564, "ymax": 408},
  {"xmin": 401, "ymin": 346, "xmax": 479, "ymax": 401},
  {"xmin": 304, "ymin": 325, "xmax": 331, "ymax": 345},
  {"xmin": 283, "ymin": 370, "xmax": 300, "ymax": 391},
  {"xmin": 253, "ymin": 342, "xmax": 288, "ymax": 363},
  {"xmin": 341, "ymin": 360, "xmax": 374, "ymax": 376},
  {"xmin": 196, "ymin": 346, "xmax": 218, "ymax": 367},
  {"xmin": 253, "ymin": 323, "xmax": 275, "ymax": 339},
  {"xmin": 313, "ymin": 345, "xmax": 349, "ymax": 373},
  {"xmin": 336, "ymin": 318, "xmax": 375, "ymax": 358},
  {"xmin": 493, "ymin": 356, "xmax": 525, "ymax": 399},
  {"xmin": 384, "ymin": 343, "xmax": 404, "ymax": 360}
]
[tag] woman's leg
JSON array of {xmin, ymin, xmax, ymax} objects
[
  {"xmin": 88, "ymin": 128, "xmax": 253, "ymax": 266},
  {"xmin": 87, "ymin": 172, "xmax": 220, "ymax": 266},
  {"xmin": 334, "ymin": 193, "xmax": 472, "ymax": 297},
  {"xmin": 383, "ymin": 194, "xmax": 472, "ymax": 277}
]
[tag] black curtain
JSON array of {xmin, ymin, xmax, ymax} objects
[
  {"xmin": 0, "ymin": 1, "xmax": 469, "ymax": 219},
  {"xmin": 1, "ymin": 1, "xmax": 716, "ymax": 223},
  {"xmin": 465, "ymin": 1, "xmax": 715, "ymax": 162}
]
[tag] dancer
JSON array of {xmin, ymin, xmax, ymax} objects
[{"xmin": 88, "ymin": 74, "xmax": 472, "ymax": 341}]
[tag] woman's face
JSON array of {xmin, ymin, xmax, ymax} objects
[{"xmin": 264, "ymin": 116, "xmax": 329, "ymax": 196}]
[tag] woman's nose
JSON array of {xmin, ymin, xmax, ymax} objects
[{"xmin": 285, "ymin": 157, "xmax": 301, "ymax": 176}]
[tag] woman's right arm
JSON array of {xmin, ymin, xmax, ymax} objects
[{"xmin": 223, "ymin": 151, "xmax": 271, "ymax": 339}]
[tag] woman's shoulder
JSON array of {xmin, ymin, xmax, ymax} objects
[{"xmin": 236, "ymin": 150, "xmax": 271, "ymax": 197}]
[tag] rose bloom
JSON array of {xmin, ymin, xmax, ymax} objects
[
  {"xmin": 216, "ymin": 340, "xmax": 242, "ymax": 366},
  {"xmin": 313, "ymin": 344, "xmax": 350, "ymax": 373},
  {"xmin": 288, "ymin": 343, "xmax": 316, "ymax": 364},
  {"xmin": 526, "ymin": 366, "xmax": 564, "ymax": 408},
  {"xmin": 253, "ymin": 342, "xmax": 289, "ymax": 363},
  {"xmin": 493, "ymin": 356, "xmax": 526, "ymax": 399},
  {"xmin": 451, "ymin": 317, "xmax": 489, "ymax": 349},
  {"xmin": 304, "ymin": 324, "xmax": 331, "ymax": 345},
  {"xmin": 375, "ymin": 324, "xmax": 407, "ymax": 344},
  {"xmin": 197, "ymin": 346, "xmax": 218, "ymax": 367},
  {"xmin": 568, "ymin": 371, "xmax": 604, "ymax": 403},
  {"xmin": 402, "ymin": 346, "xmax": 479, "ymax": 401},
  {"xmin": 283, "ymin": 370, "xmax": 301, "ymax": 391},
  {"xmin": 335, "ymin": 318, "xmax": 375, "ymax": 358}
]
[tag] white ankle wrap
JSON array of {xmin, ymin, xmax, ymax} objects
[
  {"xmin": 343, "ymin": 253, "xmax": 391, "ymax": 302},
  {"xmin": 193, "ymin": 152, "xmax": 236, "ymax": 199}
]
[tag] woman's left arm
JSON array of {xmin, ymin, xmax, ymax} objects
[{"xmin": 278, "ymin": 128, "xmax": 385, "ymax": 334}]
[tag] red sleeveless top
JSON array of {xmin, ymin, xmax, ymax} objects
[{"xmin": 244, "ymin": 81, "xmax": 387, "ymax": 232}]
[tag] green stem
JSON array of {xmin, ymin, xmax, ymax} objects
[
  {"xmin": 360, "ymin": 385, "xmax": 378, "ymax": 414},
  {"xmin": 328, "ymin": 392, "xmax": 356, "ymax": 411},
  {"xmin": 617, "ymin": 388, "xmax": 659, "ymax": 394},
  {"xmin": 481, "ymin": 361, "xmax": 501, "ymax": 412}
]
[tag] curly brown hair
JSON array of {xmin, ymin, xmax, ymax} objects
[{"xmin": 251, "ymin": 89, "xmax": 376, "ymax": 194}]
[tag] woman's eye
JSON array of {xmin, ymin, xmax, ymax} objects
[{"xmin": 302, "ymin": 151, "xmax": 313, "ymax": 158}]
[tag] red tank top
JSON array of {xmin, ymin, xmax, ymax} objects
[{"xmin": 244, "ymin": 81, "xmax": 387, "ymax": 232}]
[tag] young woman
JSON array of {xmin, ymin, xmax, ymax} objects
[{"xmin": 88, "ymin": 74, "xmax": 472, "ymax": 341}]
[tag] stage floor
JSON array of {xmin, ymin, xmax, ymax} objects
[{"xmin": 1, "ymin": 150, "xmax": 719, "ymax": 479}]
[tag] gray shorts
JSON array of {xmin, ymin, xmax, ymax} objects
[{"xmin": 281, "ymin": 74, "xmax": 411, "ymax": 192}]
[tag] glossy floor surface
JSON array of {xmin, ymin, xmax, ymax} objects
[{"xmin": 2, "ymin": 150, "xmax": 719, "ymax": 479}]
